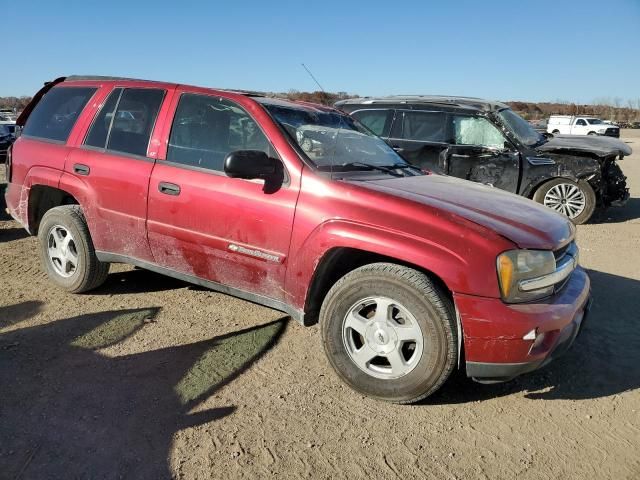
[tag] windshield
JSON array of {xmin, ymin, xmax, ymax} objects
[
  {"xmin": 262, "ymin": 104, "xmax": 409, "ymax": 171},
  {"xmin": 497, "ymin": 108, "xmax": 545, "ymax": 148},
  {"xmin": 587, "ymin": 118, "xmax": 604, "ymax": 125}
]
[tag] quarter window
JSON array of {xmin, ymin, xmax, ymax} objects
[
  {"xmin": 452, "ymin": 116, "xmax": 505, "ymax": 148},
  {"xmin": 351, "ymin": 110, "xmax": 392, "ymax": 137},
  {"xmin": 400, "ymin": 111, "xmax": 446, "ymax": 142},
  {"xmin": 84, "ymin": 88, "xmax": 122, "ymax": 148},
  {"xmin": 167, "ymin": 93, "xmax": 275, "ymax": 172},
  {"xmin": 22, "ymin": 87, "xmax": 96, "ymax": 142}
]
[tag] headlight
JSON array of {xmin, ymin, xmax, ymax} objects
[
  {"xmin": 597, "ymin": 128, "xmax": 606, "ymax": 133},
  {"xmin": 497, "ymin": 250, "xmax": 556, "ymax": 303}
]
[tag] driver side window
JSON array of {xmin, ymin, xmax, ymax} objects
[
  {"xmin": 167, "ymin": 93, "xmax": 276, "ymax": 172},
  {"xmin": 576, "ymin": 119, "xmax": 587, "ymax": 126},
  {"xmin": 452, "ymin": 116, "xmax": 505, "ymax": 148}
]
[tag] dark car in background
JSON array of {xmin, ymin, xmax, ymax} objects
[
  {"xmin": 336, "ymin": 96, "xmax": 630, "ymax": 224},
  {"xmin": 0, "ymin": 124, "xmax": 15, "ymax": 162}
]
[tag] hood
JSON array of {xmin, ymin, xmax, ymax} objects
[
  {"xmin": 538, "ymin": 134, "xmax": 632, "ymax": 157},
  {"xmin": 356, "ymin": 174, "xmax": 574, "ymax": 250}
]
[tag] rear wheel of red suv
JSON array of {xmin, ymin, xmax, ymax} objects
[
  {"xmin": 37, "ymin": 205, "xmax": 110, "ymax": 293},
  {"xmin": 320, "ymin": 263, "xmax": 457, "ymax": 404}
]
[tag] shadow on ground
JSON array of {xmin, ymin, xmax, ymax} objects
[
  {"xmin": 0, "ymin": 300, "xmax": 43, "ymax": 328},
  {"xmin": 93, "ymin": 268, "xmax": 189, "ymax": 295},
  {"xmin": 431, "ymin": 269, "xmax": 640, "ymax": 404},
  {"xmin": 0, "ymin": 307, "xmax": 288, "ymax": 478},
  {"xmin": 591, "ymin": 198, "xmax": 640, "ymax": 224},
  {"xmin": 0, "ymin": 227, "xmax": 29, "ymax": 242}
]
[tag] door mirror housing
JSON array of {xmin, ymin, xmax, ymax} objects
[{"xmin": 224, "ymin": 150, "xmax": 278, "ymax": 180}]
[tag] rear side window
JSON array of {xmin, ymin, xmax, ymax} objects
[
  {"xmin": 23, "ymin": 87, "xmax": 96, "ymax": 142},
  {"xmin": 167, "ymin": 93, "xmax": 275, "ymax": 172},
  {"xmin": 84, "ymin": 88, "xmax": 165, "ymax": 157},
  {"xmin": 351, "ymin": 110, "xmax": 392, "ymax": 137},
  {"xmin": 400, "ymin": 111, "xmax": 446, "ymax": 142}
]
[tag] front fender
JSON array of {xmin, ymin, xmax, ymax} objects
[
  {"xmin": 521, "ymin": 154, "xmax": 600, "ymax": 198},
  {"xmin": 286, "ymin": 218, "xmax": 507, "ymax": 312}
]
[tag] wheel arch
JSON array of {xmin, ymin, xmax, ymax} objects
[
  {"xmin": 303, "ymin": 246, "xmax": 455, "ymax": 325},
  {"xmin": 305, "ymin": 246, "xmax": 465, "ymax": 370},
  {"xmin": 28, "ymin": 185, "xmax": 80, "ymax": 235}
]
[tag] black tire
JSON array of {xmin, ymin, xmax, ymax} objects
[
  {"xmin": 552, "ymin": 130, "xmax": 560, "ymax": 135},
  {"xmin": 320, "ymin": 263, "xmax": 457, "ymax": 404},
  {"xmin": 37, "ymin": 205, "xmax": 110, "ymax": 293},
  {"xmin": 588, "ymin": 131, "xmax": 597, "ymax": 136},
  {"xmin": 533, "ymin": 178, "xmax": 596, "ymax": 224}
]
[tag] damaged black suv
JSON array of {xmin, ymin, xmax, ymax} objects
[{"xmin": 336, "ymin": 96, "xmax": 630, "ymax": 224}]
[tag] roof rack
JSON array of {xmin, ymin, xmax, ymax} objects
[{"xmin": 65, "ymin": 75, "xmax": 156, "ymax": 82}]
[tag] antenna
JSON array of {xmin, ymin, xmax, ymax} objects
[{"xmin": 301, "ymin": 63, "xmax": 326, "ymax": 93}]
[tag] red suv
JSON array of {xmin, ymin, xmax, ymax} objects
[{"xmin": 5, "ymin": 76, "xmax": 591, "ymax": 403}]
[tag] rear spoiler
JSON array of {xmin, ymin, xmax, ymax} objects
[{"xmin": 16, "ymin": 76, "xmax": 67, "ymax": 127}]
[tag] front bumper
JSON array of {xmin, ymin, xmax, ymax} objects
[
  {"xmin": 603, "ymin": 129, "xmax": 620, "ymax": 138},
  {"xmin": 455, "ymin": 267, "xmax": 591, "ymax": 383}
]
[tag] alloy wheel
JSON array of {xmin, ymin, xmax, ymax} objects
[
  {"xmin": 543, "ymin": 183, "xmax": 586, "ymax": 219},
  {"xmin": 47, "ymin": 224, "xmax": 79, "ymax": 278},
  {"xmin": 342, "ymin": 296, "xmax": 424, "ymax": 379}
]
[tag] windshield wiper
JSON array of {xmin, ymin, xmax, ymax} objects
[
  {"xmin": 389, "ymin": 162, "xmax": 423, "ymax": 173},
  {"xmin": 333, "ymin": 161, "xmax": 404, "ymax": 176}
]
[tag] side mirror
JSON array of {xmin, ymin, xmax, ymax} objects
[{"xmin": 224, "ymin": 150, "xmax": 278, "ymax": 180}]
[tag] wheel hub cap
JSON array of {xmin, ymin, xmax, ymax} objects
[
  {"xmin": 342, "ymin": 296, "xmax": 424, "ymax": 379},
  {"xmin": 47, "ymin": 225, "xmax": 79, "ymax": 278},
  {"xmin": 543, "ymin": 183, "xmax": 586, "ymax": 219}
]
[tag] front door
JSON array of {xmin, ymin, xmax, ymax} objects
[
  {"xmin": 146, "ymin": 91, "xmax": 298, "ymax": 301},
  {"xmin": 444, "ymin": 115, "xmax": 520, "ymax": 193},
  {"xmin": 573, "ymin": 118, "xmax": 588, "ymax": 135}
]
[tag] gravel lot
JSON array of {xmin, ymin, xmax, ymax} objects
[{"xmin": 1, "ymin": 131, "xmax": 639, "ymax": 479}]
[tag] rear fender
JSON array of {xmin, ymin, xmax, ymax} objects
[
  {"xmin": 55, "ymin": 172, "xmax": 101, "ymax": 241},
  {"xmin": 9, "ymin": 166, "xmax": 64, "ymax": 231}
]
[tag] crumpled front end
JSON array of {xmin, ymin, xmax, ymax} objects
[{"xmin": 600, "ymin": 158, "xmax": 629, "ymax": 206}]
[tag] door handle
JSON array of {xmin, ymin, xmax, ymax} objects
[
  {"xmin": 158, "ymin": 182, "xmax": 181, "ymax": 196},
  {"xmin": 73, "ymin": 164, "xmax": 90, "ymax": 176},
  {"xmin": 392, "ymin": 146, "xmax": 404, "ymax": 153}
]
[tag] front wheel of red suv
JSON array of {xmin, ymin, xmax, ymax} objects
[
  {"xmin": 37, "ymin": 205, "xmax": 110, "ymax": 293},
  {"xmin": 320, "ymin": 263, "xmax": 457, "ymax": 404}
]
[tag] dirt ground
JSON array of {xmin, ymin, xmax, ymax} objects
[{"xmin": 1, "ymin": 131, "xmax": 639, "ymax": 480}]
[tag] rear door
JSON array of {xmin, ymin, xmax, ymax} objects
[
  {"xmin": 146, "ymin": 90, "xmax": 298, "ymax": 301},
  {"xmin": 64, "ymin": 86, "xmax": 166, "ymax": 261},
  {"xmin": 385, "ymin": 109, "xmax": 449, "ymax": 173},
  {"xmin": 444, "ymin": 115, "xmax": 520, "ymax": 193}
]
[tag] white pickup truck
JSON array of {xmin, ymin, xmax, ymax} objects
[{"xmin": 547, "ymin": 115, "xmax": 620, "ymax": 138}]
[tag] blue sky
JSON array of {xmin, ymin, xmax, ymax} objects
[{"xmin": 3, "ymin": 0, "xmax": 639, "ymax": 103}]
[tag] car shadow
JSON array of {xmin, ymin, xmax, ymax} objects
[
  {"xmin": 93, "ymin": 268, "xmax": 189, "ymax": 295},
  {"xmin": 0, "ymin": 227, "xmax": 29, "ymax": 242},
  {"xmin": 429, "ymin": 269, "xmax": 640, "ymax": 404},
  {"xmin": 0, "ymin": 300, "xmax": 44, "ymax": 328},
  {"xmin": 0, "ymin": 307, "xmax": 289, "ymax": 478},
  {"xmin": 590, "ymin": 197, "xmax": 640, "ymax": 224}
]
